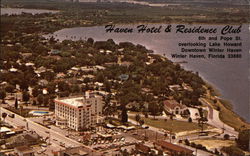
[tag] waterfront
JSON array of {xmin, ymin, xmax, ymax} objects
[
  {"xmin": 44, "ymin": 24, "xmax": 249, "ymax": 122},
  {"xmin": 1, "ymin": 8, "xmax": 59, "ymax": 15}
]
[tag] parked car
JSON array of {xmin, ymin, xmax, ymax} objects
[{"xmin": 8, "ymin": 114, "xmax": 15, "ymax": 118}]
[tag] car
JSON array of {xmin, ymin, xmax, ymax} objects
[
  {"xmin": 60, "ymin": 142, "xmax": 65, "ymax": 147},
  {"xmin": 41, "ymin": 143, "xmax": 47, "ymax": 147},
  {"xmin": 8, "ymin": 114, "xmax": 15, "ymax": 118},
  {"xmin": 6, "ymin": 96, "xmax": 14, "ymax": 100}
]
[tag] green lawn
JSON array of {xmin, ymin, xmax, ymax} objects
[
  {"xmin": 130, "ymin": 116, "xmax": 209, "ymax": 133},
  {"xmin": 218, "ymin": 102, "xmax": 250, "ymax": 131},
  {"xmin": 105, "ymin": 117, "xmax": 135, "ymax": 127}
]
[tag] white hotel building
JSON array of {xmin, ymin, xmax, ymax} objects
[{"xmin": 54, "ymin": 92, "xmax": 103, "ymax": 131}]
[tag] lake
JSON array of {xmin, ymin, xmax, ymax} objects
[
  {"xmin": 1, "ymin": 8, "xmax": 59, "ymax": 15},
  {"xmin": 45, "ymin": 24, "xmax": 249, "ymax": 122}
]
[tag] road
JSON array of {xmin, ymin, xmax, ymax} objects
[
  {"xmin": 200, "ymin": 98, "xmax": 238, "ymax": 137},
  {"xmin": 120, "ymin": 115, "xmax": 216, "ymax": 156},
  {"xmin": 0, "ymin": 107, "xmax": 100, "ymax": 155}
]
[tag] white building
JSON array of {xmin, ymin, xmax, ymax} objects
[{"xmin": 54, "ymin": 92, "xmax": 103, "ymax": 131}]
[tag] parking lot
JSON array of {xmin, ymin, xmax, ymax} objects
[{"xmin": 28, "ymin": 114, "xmax": 169, "ymax": 155}]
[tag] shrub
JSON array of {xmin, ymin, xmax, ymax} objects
[
  {"xmin": 221, "ymin": 146, "xmax": 245, "ymax": 156},
  {"xmin": 224, "ymin": 134, "xmax": 230, "ymax": 140},
  {"xmin": 190, "ymin": 142, "xmax": 196, "ymax": 148},
  {"xmin": 188, "ymin": 117, "xmax": 192, "ymax": 123},
  {"xmin": 184, "ymin": 139, "xmax": 190, "ymax": 146}
]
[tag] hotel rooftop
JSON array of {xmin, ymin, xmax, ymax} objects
[
  {"xmin": 54, "ymin": 92, "xmax": 100, "ymax": 108},
  {"xmin": 58, "ymin": 97, "xmax": 87, "ymax": 108}
]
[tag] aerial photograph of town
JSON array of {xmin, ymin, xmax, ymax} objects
[{"xmin": 0, "ymin": 0, "xmax": 249, "ymax": 156}]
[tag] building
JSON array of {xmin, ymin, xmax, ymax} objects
[
  {"xmin": 59, "ymin": 146, "xmax": 88, "ymax": 156},
  {"xmin": 49, "ymin": 49, "xmax": 61, "ymax": 55},
  {"xmin": 135, "ymin": 143, "xmax": 151, "ymax": 155},
  {"xmin": 54, "ymin": 92, "xmax": 104, "ymax": 131},
  {"xmin": 154, "ymin": 140, "xmax": 193, "ymax": 156},
  {"xmin": 169, "ymin": 85, "xmax": 182, "ymax": 92},
  {"xmin": 14, "ymin": 146, "xmax": 34, "ymax": 156},
  {"xmin": 163, "ymin": 100, "xmax": 187, "ymax": 115}
]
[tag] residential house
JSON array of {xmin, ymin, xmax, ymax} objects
[
  {"xmin": 135, "ymin": 143, "xmax": 151, "ymax": 155},
  {"xmin": 49, "ymin": 49, "xmax": 61, "ymax": 55},
  {"xmin": 14, "ymin": 146, "xmax": 34, "ymax": 156},
  {"xmin": 58, "ymin": 146, "xmax": 88, "ymax": 156},
  {"xmin": 154, "ymin": 140, "xmax": 193, "ymax": 156},
  {"xmin": 169, "ymin": 85, "xmax": 182, "ymax": 92},
  {"xmin": 163, "ymin": 100, "xmax": 187, "ymax": 115}
]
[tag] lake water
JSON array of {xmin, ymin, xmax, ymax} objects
[
  {"xmin": 1, "ymin": 8, "xmax": 59, "ymax": 15},
  {"xmin": 45, "ymin": 24, "xmax": 249, "ymax": 122}
]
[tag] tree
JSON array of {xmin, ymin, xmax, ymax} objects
[
  {"xmin": 188, "ymin": 117, "xmax": 192, "ymax": 123},
  {"xmin": 0, "ymin": 90, "xmax": 6, "ymax": 104},
  {"xmin": 43, "ymin": 96, "xmax": 49, "ymax": 106},
  {"xmin": 49, "ymin": 99, "xmax": 55, "ymax": 111},
  {"xmin": 2, "ymin": 113, "xmax": 7, "ymax": 122},
  {"xmin": 135, "ymin": 114, "xmax": 141, "ymax": 126},
  {"xmin": 96, "ymin": 72, "xmax": 105, "ymax": 83},
  {"xmin": 32, "ymin": 86, "xmax": 40, "ymax": 97},
  {"xmin": 214, "ymin": 148, "xmax": 220, "ymax": 155},
  {"xmin": 14, "ymin": 97, "xmax": 18, "ymax": 109},
  {"xmin": 58, "ymin": 81, "xmax": 70, "ymax": 92},
  {"xmin": 59, "ymin": 91, "xmax": 70, "ymax": 97},
  {"xmin": 121, "ymin": 107, "xmax": 128, "ymax": 123},
  {"xmin": 22, "ymin": 91, "xmax": 30, "ymax": 104},
  {"xmin": 148, "ymin": 101, "xmax": 159, "ymax": 120},
  {"xmin": 198, "ymin": 117, "xmax": 208, "ymax": 133},
  {"xmin": 71, "ymin": 85, "xmax": 80, "ymax": 93},
  {"xmin": 37, "ymin": 94, "xmax": 44, "ymax": 105},
  {"xmin": 104, "ymin": 81, "xmax": 111, "ymax": 92},
  {"xmin": 5, "ymin": 84, "xmax": 15, "ymax": 94},
  {"xmin": 87, "ymin": 38, "xmax": 94, "ymax": 45},
  {"xmin": 237, "ymin": 129, "xmax": 250, "ymax": 151},
  {"xmin": 164, "ymin": 133, "xmax": 168, "ymax": 140},
  {"xmin": 184, "ymin": 139, "xmax": 190, "ymax": 146},
  {"xmin": 139, "ymin": 119, "xmax": 144, "ymax": 127},
  {"xmin": 33, "ymin": 100, "xmax": 37, "ymax": 106},
  {"xmin": 221, "ymin": 146, "xmax": 245, "ymax": 156},
  {"xmin": 172, "ymin": 135, "xmax": 176, "ymax": 140},
  {"xmin": 20, "ymin": 80, "xmax": 29, "ymax": 91},
  {"xmin": 224, "ymin": 134, "xmax": 230, "ymax": 140},
  {"xmin": 47, "ymin": 83, "xmax": 56, "ymax": 94}
]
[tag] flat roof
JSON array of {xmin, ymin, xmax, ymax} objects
[
  {"xmin": 0, "ymin": 127, "xmax": 11, "ymax": 133},
  {"xmin": 59, "ymin": 97, "xmax": 86, "ymax": 108},
  {"xmin": 55, "ymin": 95, "xmax": 101, "ymax": 108},
  {"xmin": 155, "ymin": 140, "xmax": 193, "ymax": 153}
]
